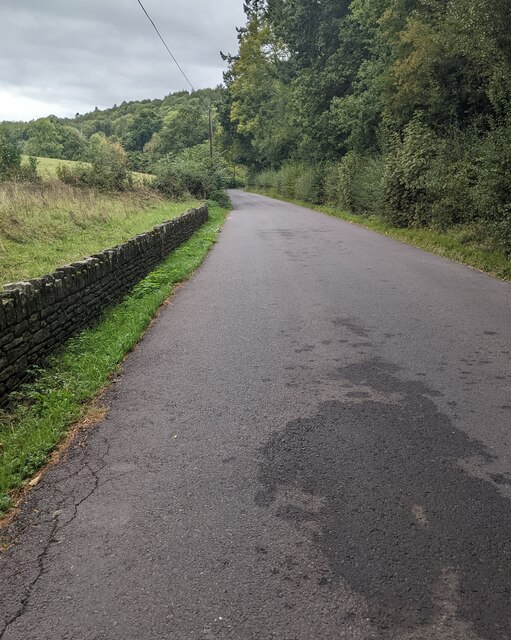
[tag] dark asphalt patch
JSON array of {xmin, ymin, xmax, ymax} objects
[{"xmin": 255, "ymin": 358, "xmax": 511, "ymax": 639}]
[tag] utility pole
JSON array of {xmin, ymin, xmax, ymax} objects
[{"xmin": 208, "ymin": 106, "xmax": 214, "ymax": 160}]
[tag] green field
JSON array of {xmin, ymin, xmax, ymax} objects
[
  {"xmin": 22, "ymin": 155, "xmax": 154, "ymax": 186},
  {"xmin": 0, "ymin": 178, "xmax": 199, "ymax": 284}
]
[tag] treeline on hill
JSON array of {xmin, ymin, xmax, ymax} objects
[
  {"xmin": 220, "ymin": 0, "xmax": 511, "ymax": 255},
  {"xmin": 1, "ymin": 88, "xmax": 220, "ymax": 171},
  {"xmin": 0, "ymin": 88, "xmax": 230, "ymax": 202}
]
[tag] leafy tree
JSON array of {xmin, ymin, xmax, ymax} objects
[
  {"xmin": 60, "ymin": 125, "xmax": 87, "ymax": 160},
  {"xmin": 225, "ymin": 15, "xmax": 297, "ymax": 168},
  {"xmin": 157, "ymin": 103, "xmax": 209, "ymax": 156},
  {"xmin": 0, "ymin": 133, "xmax": 38, "ymax": 182},
  {"xmin": 58, "ymin": 133, "xmax": 132, "ymax": 191},
  {"xmin": 25, "ymin": 118, "xmax": 63, "ymax": 158},
  {"xmin": 0, "ymin": 132, "xmax": 21, "ymax": 179},
  {"xmin": 122, "ymin": 108, "xmax": 162, "ymax": 152}
]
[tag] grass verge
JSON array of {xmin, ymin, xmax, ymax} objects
[
  {"xmin": 248, "ymin": 188, "xmax": 511, "ymax": 281},
  {"xmin": 0, "ymin": 178, "xmax": 199, "ymax": 283},
  {"xmin": 0, "ymin": 202, "xmax": 229, "ymax": 516}
]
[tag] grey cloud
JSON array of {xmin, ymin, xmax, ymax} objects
[{"xmin": 0, "ymin": 0, "xmax": 245, "ymax": 119}]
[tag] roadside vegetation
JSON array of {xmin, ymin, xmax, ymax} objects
[{"xmin": 0, "ymin": 202, "xmax": 229, "ymax": 516}]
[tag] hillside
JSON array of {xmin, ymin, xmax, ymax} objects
[{"xmin": 1, "ymin": 87, "xmax": 223, "ymax": 173}]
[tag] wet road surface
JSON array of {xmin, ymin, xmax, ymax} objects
[{"xmin": 1, "ymin": 190, "xmax": 511, "ymax": 639}]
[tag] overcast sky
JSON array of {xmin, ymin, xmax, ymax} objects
[{"xmin": 0, "ymin": 0, "xmax": 246, "ymax": 122}]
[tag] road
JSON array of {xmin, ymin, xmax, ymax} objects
[{"xmin": 1, "ymin": 190, "xmax": 511, "ymax": 640}]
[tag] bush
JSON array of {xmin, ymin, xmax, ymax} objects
[
  {"xmin": 251, "ymin": 169, "xmax": 278, "ymax": 190},
  {"xmin": 276, "ymin": 163, "xmax": 301, "ymax": 199},
  {"xmin": 207, "ymin": 190, "xmax": 231, "ymax": 208},
  {"xmin": 319, "ymin": 156, "xmax": 385, "ymax": 214},
  {"xmin": 251, "ymin": 163, "xmax": 325, "ymax": 203},
  {"xmin": 155, "ymin": 143, "xmax": 229, "ymax": 200},
  {"xmin": 350, "ymin": 155, "xmax": 385, "ymax": 216},
  {"xmin": 0, "ymin": 134, "xmax": 39, "ymax": 183},
  {"xmin": 382, "ymin": 118, "xmax": 438, "ymax": 227},
  {"xmin": 337, "ymin": 151, "xmax": 363, "ymax": 212},
  {"xmin": 475, "ymin": 121, "xmax": 511, "ymax": 255},
  {"xmin": 294, "ymin": 165, "xmax": 325, "ymax": 204},
  {"xmin": 58, "ymin": 134, "xmax": 132, "ymax": 191},
  {"xmin": 17, "ymin": 156, "xmax": 40, "ymax": 183},
  {"xmin": 153, "ymin": 157, "xmax": 187, "ymax": 199},
  {"xmin": 426, "ymin": 133, "xmax": 477, "ymax": 230},
  {"xmin": 382, "ymin": 120, "xmax": 480, "ymax": 230},
  {"xmin": 229, "ymin": 165, "xmax": 248, "ymax": 188},
  {"xmin": 323, "ymin": 163, "xmax": 341, "ymax": 206}
]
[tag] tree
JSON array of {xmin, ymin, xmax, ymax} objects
[
  {"xmin": 225, "ymin": 15, "xmax": 297, "ymax": 168},
  {"xmin": 58, "ymin": 133, "xmax": 132, "ymax": 191},
  {"xmin": 25, "ymin": 118, "xmax": 63, "ymax": 158},
  {"xmin": 60, "ymin": 125, "xmax": 86, "ymax": 160},
  {"xmin": 122, "ymin": 108, "xmax": 162, "ymax": 152},
  {"xmin": 157, "ymin": 103, "xmax": 209, "ymax": 156},
  {"xmin": 0, "ymin": 132, "xmax": 21, "ymax": 179}
]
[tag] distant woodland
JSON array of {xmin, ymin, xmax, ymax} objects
[{"xmin": 0, "ymin": 87, "xmax": 222, "ymax": 173}]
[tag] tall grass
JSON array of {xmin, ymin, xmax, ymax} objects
[{"xmin": 0, "ymin": 179, "xmax": 198, "ymax": 283}]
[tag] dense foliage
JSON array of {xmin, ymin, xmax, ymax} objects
[
  {"xmin": 154, "ymin": 143, "xmax": 229, "ymax": 202},
  {"xmin": 0, "ymin": 88, "xmax": 230, "ymax": 204},
  {"xmin": 222, "ymin": 0, "xmax": 511, "ymax": 254},
  {"xmin": 57, "ymin": 134, "xmax": 133, "ymax": 191}
]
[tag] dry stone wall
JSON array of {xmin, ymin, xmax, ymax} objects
[{"xmin": 0, "ymin": 205, "xmax": 208, "ymax": 402}]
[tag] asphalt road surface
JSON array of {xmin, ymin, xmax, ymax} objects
[{"xmin": 1, "ymin": 190, "xmax": 511, "ymax": 640}]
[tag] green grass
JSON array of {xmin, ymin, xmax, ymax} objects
[
  {"xmin": 0, "ymin": 202, "xmax": 230, "ymax": 516},
  {"xmin": 22, "ymin": 155, "xmax": 153, "ymax": 186},
  {"xmin": 249, "ymin": 188, "xmax": 511, "ymax": 281},
  {"xmin": 0, "ymin": 178, "xmax": 199, "ymax": 283}
]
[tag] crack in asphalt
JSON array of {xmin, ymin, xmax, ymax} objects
[
  {"xmin": 0, "ymin": 437, "xmax": 111, "ymax": 638},
  {"xmin": 0, "ymin": 518, "xmax": 60, "ymax": 639}
]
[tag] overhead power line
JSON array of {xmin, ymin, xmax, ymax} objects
[
  {"xmin": 135, "ymin": 0, "xmax": 209, "ymax": 111},
  {"xmin": 136, "ymin": 0, "xmax": 213, "ymax": 157}
]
